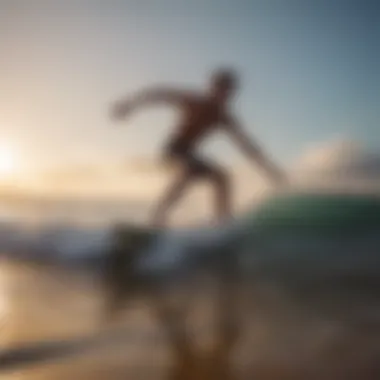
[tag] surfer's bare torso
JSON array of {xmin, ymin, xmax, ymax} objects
[{"xmin": 166, "ymin": 93, "xmax": 231, "ymax": 155}]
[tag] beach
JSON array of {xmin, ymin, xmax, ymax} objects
[{"xmin": 1, "ymin": 252, "xmax": 380, "ymax": 380}]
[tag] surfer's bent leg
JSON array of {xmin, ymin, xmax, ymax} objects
[
  {"xmin": 151, "ymin": 142, "xmax": 197, "ymax": 227},
  {"xmin": 188, "ymin": 156, "xmax": 231, "ymax": 223},
  {"xmin": 151, "ymin": 166, "xmax": 193, "ymax": 228},
  {"xmin": 208, "ymin": 164, "xmax": 231, "ymax": 222},
  {"xmin": 152, "ymin": 141, "xmax": 231, "ymax": 226}
]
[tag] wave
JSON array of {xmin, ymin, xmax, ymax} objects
[{"xmin": 1, "ymin": 191, "xmax": 380, "ymax": 288}]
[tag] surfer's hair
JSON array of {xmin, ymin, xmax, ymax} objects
[{"xmin": 211, "ymin": 68, "xmax": 239, "ymax": 90}]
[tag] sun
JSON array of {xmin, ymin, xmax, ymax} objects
[{"xmin": 0, "ymin": 145, "xmax": 17, "ymax": 177}]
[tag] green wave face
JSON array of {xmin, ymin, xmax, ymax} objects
[
  {"xmin": 236, "ymin": 193, "xmax": 380, "ymax": 281},
  {"xmin": 243, "ymin": 193, "xmax": 380, "ymax": 236}
]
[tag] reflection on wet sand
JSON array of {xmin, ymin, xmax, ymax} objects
[
  {"xmin": 1, "ymin": 258, "xmax": 380, "ymax": 380},
  {"xmin": 0, "ymin": 259, "xmax": 170, "ymax": 379}
]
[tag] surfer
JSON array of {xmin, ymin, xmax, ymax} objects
[{"xmin": 111, "ymin": 68, "xmax": 286, "ymax": 227}]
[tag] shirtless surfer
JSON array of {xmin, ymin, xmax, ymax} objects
[{"xmin": 111, "ymin": 68, "xmax": 286, "ymax": 227}]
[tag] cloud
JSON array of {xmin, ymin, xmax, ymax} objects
[
  {"xmin": 294, "ymin": 138, "xmax": 363, "ymax": 174},
  {"xmin": 290, "ymin": 137, "xmax": 380, "ymax": 193}
]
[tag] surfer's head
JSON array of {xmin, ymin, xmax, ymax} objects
[{"xmin": 210, "ymin": 68, "xmax": 239, "ymax": 103}]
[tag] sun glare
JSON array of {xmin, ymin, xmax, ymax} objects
[{"xmin": 0, "ymin": 145, "xmax": 17, "ymax": 177}]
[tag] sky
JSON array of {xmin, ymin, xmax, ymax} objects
[{"xmin": 0, "ymin": 0, "xmax": 379, "ymax": 180}]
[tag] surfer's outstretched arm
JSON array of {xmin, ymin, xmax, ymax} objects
[
  {"xmin": 223, "ymin": 115, "xmax": 286, "ymax": 184},
  {"xmin": 111, "ymin": 87, "xmax": 190, "ymax": 120}
]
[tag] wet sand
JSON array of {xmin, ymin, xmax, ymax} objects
[{"xmin": 1, "ymin": 257, "xmax": 380, "ymax": 379}]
